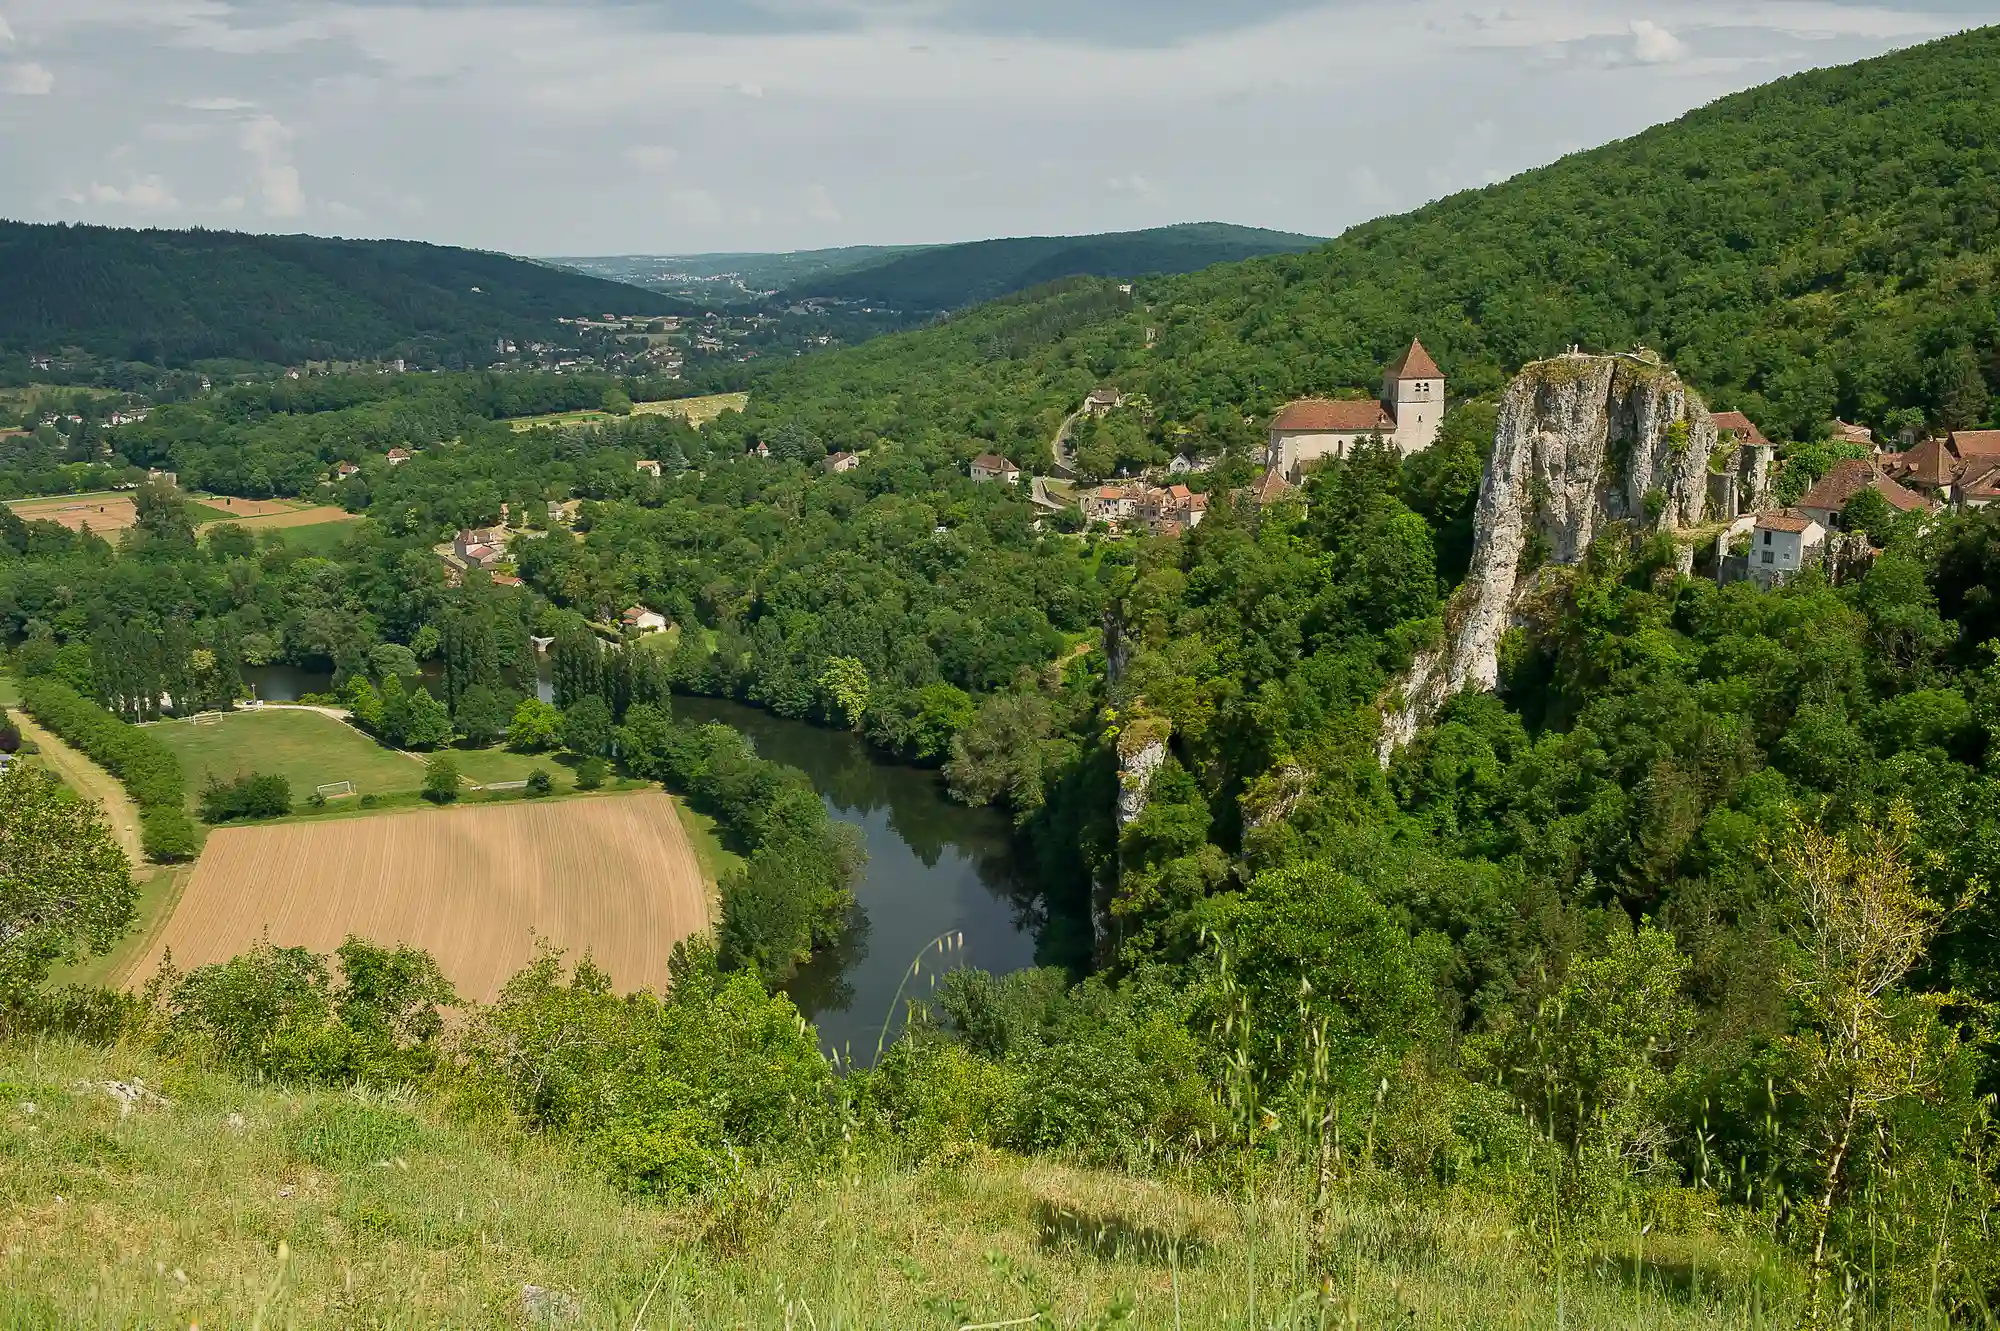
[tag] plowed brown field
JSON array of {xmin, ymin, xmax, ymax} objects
[{"xmin": 130, "ymin": 793, "xmax": 712, "ymax": 1002}]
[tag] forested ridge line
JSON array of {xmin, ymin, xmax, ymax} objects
[{"xmin": 0, "ymin": 220, "xmax": 685, "ymax": 368}]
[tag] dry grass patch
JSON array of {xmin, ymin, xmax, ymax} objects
[
  {"xmin": 7, "ymin": 493, "xmax": 138, "ymax": 533},
  {"xmin": 631, "ymin": 392, "xmax": 749, "ymax": 427}
]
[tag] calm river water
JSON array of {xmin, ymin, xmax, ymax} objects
[{"xmin": 672, "ymin": 697, "xmax": 1046, "ymax": 1061}]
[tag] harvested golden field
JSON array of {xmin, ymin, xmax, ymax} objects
[
  {"xmin": 130, "ymin": 792, "xmax": 712, "ymax": 1002},
  {"xmin": 7, "ymin": 492, "xmax": 137, "ymax": 532}
]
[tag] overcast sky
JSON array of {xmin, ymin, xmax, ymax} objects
[{"xmin": 0, "ymin": 1, "xmax": 1994, "ymax": 257}]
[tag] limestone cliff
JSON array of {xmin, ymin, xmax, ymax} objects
[{"xmin": 1380, "ymin": 352, "xmax": 1715, "ymax": 757}]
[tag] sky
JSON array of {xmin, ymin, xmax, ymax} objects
[{"xmin": 0, "ymin": 0, "xmax": 1995, "ymax": 257}]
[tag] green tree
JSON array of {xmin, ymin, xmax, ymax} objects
[
  {"xmin": 422, "ymin": 754, "xmax": 460, "ymax": 804},
  {"xmin": 817, "ymin": 656, "xmax": 871, "ymax": 730},
  {"xmin": 0, "ymin": 762, "xmax": 136, "ymax": 995},
  {"xmin": 1775, "ymin": 810, "xmax": 1961, "ymax": 1324},
  {"xmin": 1931, "ymin": 346, "xmax": 1991, "ymax": 431},
  {"xmin": 507, "ymin": 698, "xmax": 565, "ymax": 752},
  {"xmin": 562, "ymin": 694, "xmax": 614, "ymax": 758},
  {"xmin": 454, "ymin": 684, "xmax": 513, "ymax": 749},
  {"xmin": 400, "ymin": 687, "xmax": 454, "ymax": 750}
]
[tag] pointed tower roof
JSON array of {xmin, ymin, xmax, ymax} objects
[{"xmin": 1387, "ymin": 338, "xmax": 1442, "ymax": 381}]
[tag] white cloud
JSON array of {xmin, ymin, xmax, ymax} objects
[
  {"xmin": 625, "ymin": 144, "xmax": 680, "ymax": 171},
  {"xmin": 738, "ymin": 81, "xmax": 765, "ymax": 98},
  {"xmin": 67, "ymin": 174, "xmax": 179, "ymax": 213},
  {"xmin": 183, "ymin": 95, "xmax": 253, "ymax": 111},
  {"xmin": 239, "ymin": 113, "xmax": 304, "ymax": 218},
  {"xmin": 0, "ymin": 15, "xmax": 14, "ymax": 44},
  {"xmin": 1105, "ymin": 173, "xmax": 1157, "ymax": 197},
  {"xmin": 2, "ymin": 60, "xmax": 52, "ymax": 94},
  {"xmin": 1630, "ymin": 19, "xmax": 1687, "ymax": 63}
]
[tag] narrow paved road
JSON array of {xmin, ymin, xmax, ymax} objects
[
  {"xmin": 15, "ymin": 713, "xmax": 147, "ymax": 866},
  {"xmin": 1050, "ymin": 407, "xmax": 1084, "ymax": 479}
]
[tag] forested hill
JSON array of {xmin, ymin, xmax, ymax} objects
[
  {"xmin": 733, "ymin": 26, "xmax": 2000, "ymax": 458},
  {"xmin": 780, "ymin": 222, "xmax": 1324, "ymax": 312},
  {"xmin": 0, "ymin": 222, "xmax": 686, "ymax": 368}
]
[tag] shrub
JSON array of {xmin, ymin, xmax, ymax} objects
[
  {"xmin": 525, "ymin": 768, "xmax": 553, "ymax": 796},
  {"xmin": 0, "ymin": 719, "xmax": 18, "ymax": 754},
  {"xmin": 140, "ymin": 807, "xmax": 200, "ymax": 862},
  {"xmin": 575, "ymin": 755, "xmax": 607, "ymax": 790},
  {"xmin": 198, "ymin": 771, "xmax": 292, "ymax": 823},
  {"xmin": 422, "ymin": 755, "xmax": 460, "ymax": 804}
]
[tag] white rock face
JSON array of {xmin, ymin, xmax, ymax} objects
[
  {"xmin": 1380, "ymin": 353, "xmax": 1714, "ymax": 758},
  {"xmin": 1116, "ymin": 738, "xmax": 1168, "ymax": 829}
]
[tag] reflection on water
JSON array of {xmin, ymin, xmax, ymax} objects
[{"xmin": 673, "ymin": 696, "xmax": 1049, "ymax": 1061}]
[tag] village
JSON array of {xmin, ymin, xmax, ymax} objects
[{"xmin": 947, "ymin": 336, "xmax": 1998, "ymax": 585}]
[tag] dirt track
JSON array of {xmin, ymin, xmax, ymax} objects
[{"xmin": 129, "ymin": 792, "xmax": 713, "ymax": 1002}]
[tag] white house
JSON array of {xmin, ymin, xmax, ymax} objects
[
  {"xmin": 386, "ymin": 447, "xmax": 412, "ymax": 466},
  {"xmin": 1084, "ymin": 387, "xmax": 1125, "ymax": 418},
  {"xmin": 970, "ymin": 453, "xmax": 1023, "ymax": 484},
  {"xmin": 1267, "ymin": 338, "xmax": 1445, "ymax": 479},
  {"xmin": 1751, "ymin": 511, "xmax": 1824, "ymax": 576},
  {"xmin": 635, "ymin": 459, "xmax": 662, "ymax": 477},
  {"xmin": 621, "ymin": 606, "xmax": 670, "ymax": 635},
  {"xmin": 824, "ymin": 451, "xmax": 861, "ymax": 474}
]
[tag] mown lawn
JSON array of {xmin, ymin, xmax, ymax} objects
[
  {"xmin": 272, "ymin": 519, "xmax": 361, "ymax": 555},
  {"xmin": 149, "ymin": 709, "xmax": 423, "ymax": 805}
]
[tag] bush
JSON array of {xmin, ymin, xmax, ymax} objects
[
  {"xmin": 140, "ymin": 806, "xmax": 200, "ymax": 862},
  {"xmin": 0, "ymin": 718, "xmax": 18, "ymax": 754},
  {"xmin": 198, "ymin": 772, "xmax": 292, "ymax": 823},
  {"xmin": 526, "ymin": 768, "xmax": 554, "ymax": 796},
  {"xmin": 422, "ymin": 755, "xmax": 460, "ymax": 804},
  {"xmin": 575, "ymin": 755, "xmax": 607, "ymax": 790}
]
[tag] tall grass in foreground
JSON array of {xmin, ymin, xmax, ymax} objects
[{"xmin": 2, "ymin": 1036, "xmax": 1916, "ymax": 1331}]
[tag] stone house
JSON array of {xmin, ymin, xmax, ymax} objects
[
  {"xmin": 386, "ymin": 447, "xmax": 412, "ymax": 465},
  {"xmin": 824, "ymin": 451, "xmax": 861, "ymax": 474},
  {"xmin": 1084, "ymin": 387, "xmax": 1125, "ymax": 418},
  {"xmin": 1267, "ymin": 338, "xmax": 1445, "ymax": 479},
  {"xmin": 1750, "ymin": 511, "xmax": 1824, "ymax": 577},
  {"xmin": 970, "ymin": 453, "xmax": 1022, "ymax": 484},
  {"xmin": 635, "ymin": 459, "xmax": 662, "ymax": 477}
]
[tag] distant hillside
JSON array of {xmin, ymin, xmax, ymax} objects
[
  {"xmin": 550, "ymin": 246, "xmax": 935, "ymax": 301},
  {"xmin": 782, "ymin": 223, "xmax": 1325, "ymax": 312},
  {"xmin": 0, "ymin": 222, "xmax": 685, "ymax": 368},
  {"xmin": 721, "ymin": 27, "xmax": 2000, "ymax": 457}
]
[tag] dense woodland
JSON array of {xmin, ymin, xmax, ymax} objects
[
  {"xmin": 783, "ymin": 222, "xmax": 1323, "ymax": 315},
  {"xmin": 4, "ymin": 27, "xmax": 2000, "ymax": 1324},
  {"xmin": 0, "ymin": 221, "xmax": 686, "ymax": 367}
]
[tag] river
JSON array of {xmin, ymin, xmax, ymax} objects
[{"xmin": 670, "ymin": 697, "xmax": 1057, "ymax": 1061}]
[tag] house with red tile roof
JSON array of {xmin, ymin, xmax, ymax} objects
[
  {"xmin": 1267, "ymin": 338, "xmax": 1444, "ymax": 479},
  {"xmin": 1796, "ymin": 458, "xmax": 1933, "ymax": 530},
  {"xmin": 1711, "ymin": 411, "xmax": 1770, "ymax": 447}
]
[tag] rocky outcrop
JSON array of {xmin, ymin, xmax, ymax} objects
[{"xmin": 1380, "ymin": 352, "xmax": 1715, "ymax": 758}]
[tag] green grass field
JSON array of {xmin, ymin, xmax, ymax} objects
[
  {"xmin": 150, "ymin": 709, "xmax": 424, "ymax": 805},
  {"xmin": 274, "ymin": 520, "xmax": 361, "ymax": 555}
]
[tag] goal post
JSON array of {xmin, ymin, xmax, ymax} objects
[{"xmin": 315, "ymin": 780, "xmax": 356, "ymax": 799}]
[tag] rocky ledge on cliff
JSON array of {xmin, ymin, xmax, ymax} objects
[{"xmin": 1380, "ymin": 351, "xmax": 1717, "ymax": 758}]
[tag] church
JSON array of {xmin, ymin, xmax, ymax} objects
[{"xmin": 1266, "ymin": 339, "xmax": 1444, "ymax": 480}]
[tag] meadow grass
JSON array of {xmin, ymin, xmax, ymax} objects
[
  {"xmin": 149, "ymin": 709, "xmax": 424, "ymax": 806},
  {"xmin": 272, "ymin": 519, "xmax": 362, "ymax": 555},
  {"xmin": 0, "ymin": 1038, "xmax": 1841, "ymax": 1330}
]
